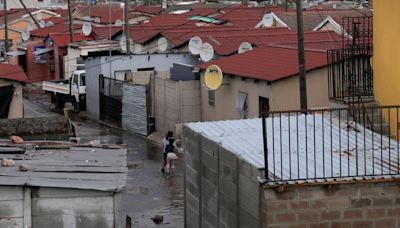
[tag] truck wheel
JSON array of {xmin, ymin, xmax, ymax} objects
[{"xmin": 54, "ymin": 95, "xmax": 65, "ymax": 113}]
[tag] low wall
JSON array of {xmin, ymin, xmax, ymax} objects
[
  {"xmin": 0, "ymin": 117, "xmax": 68, "ymax": 136},
  {"xmin": 263, "ymin": 181, "xmax": 400, "ymax": 227}
]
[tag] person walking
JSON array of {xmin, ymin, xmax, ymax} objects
[{"xmin": 161, "ymin": 131, "xmax": 176, "ymax": 174}]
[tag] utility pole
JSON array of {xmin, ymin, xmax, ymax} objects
[
  {"xmin": 19, "ymin": 0, "xmax": 40, "ymax": 28},
  {"xmin": 124, "ymin": 0, "xmax": 130, "ymax": 54},
  {"xmin": 296, "ymin": 0, "xmax": 307, "ymax": 110},
  {"xmin": 3, "ymin": 0, "xmax": 8, "ymax": 62},
  {"xmin": 285, "ymin": 0, "xmax": 288, "ymax": 12},
  {"xmin": 67, "ymin": 0, "xmax": 74, "ymax": 43}
]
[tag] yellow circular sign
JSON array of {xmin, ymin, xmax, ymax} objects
[{"xmin": 204, "ymin": 65, "xmax": 223, "ymax": 90}]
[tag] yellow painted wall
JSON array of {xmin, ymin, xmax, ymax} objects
[
  {"xmin": 0, "ymin": 29, "xmax": 21, "ymax": 65},
  {"xmin": 374, "ymin": 0, "xmax": 400, "ymax": 106},
  {"xmin": 373, "ymin": 0, "xmax": 400, "ymax": 139}
]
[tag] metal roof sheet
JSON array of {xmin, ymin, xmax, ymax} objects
[
  {"xmin": 186, "ymin": 114, "xmax": 400, "ymax": 184},
  {"xmin": 0, "ymin": 146, "xmax": 127, "ymax": 192}
]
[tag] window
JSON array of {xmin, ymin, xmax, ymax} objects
[
  {"xmin": 259, "ymin": 96, "xmax": 270, "ymax": 117},
  {"xmin": 237, "ymin": 91, "xmax": 248, "ymax": 119},
  {"xmin": 72, "ymin": 74, "xmax": 79, "ymax": 84},
  {"xmin": 208, "ymin": 90, "xmax": 215, "ymax": 106},
  {"xmin": 80, "ymin": 73, "xmax": 86, "ymax": 86},
  {"xmin": 0, "ymin": 40, "xmax": 12, "ymax": 62}
]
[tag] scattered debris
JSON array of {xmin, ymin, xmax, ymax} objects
[
  {"xmin": 19, "ymin": 164, "xmax": 28, "ymax": 172},
  {"xmin": 10, "ymin": 135, "xmax": 24, "ymax": 144},
  {"xmin": 151, "ymin": 215, "xmax": 164, "ymax": 224},
  {"xmin": 89, "ymin": 139, "xmax": 101, "ymax": 146},
  {"xmin": 2, "ymin": 159, "xmax": 16, "ymax": 167}
]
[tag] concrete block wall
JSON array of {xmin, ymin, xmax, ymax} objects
[
  {"xmin": 263, "ymin": 182, "xmax": 400, "ymax": 228},
  {"xmin": 184, "ymin": 126, "xmax": 262, "ymax": 228},
  {"xmin": 155, "ymin": 77, "xmax": 201, "ymax": 135}
]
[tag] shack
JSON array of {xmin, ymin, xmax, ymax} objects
[
  {"xmin": 183, "ymin": 107, "xmax": 400, "ymax": 228},
  {"xmin": 0, "ymin": 143, "xmax": 127, "ymax": 228}
]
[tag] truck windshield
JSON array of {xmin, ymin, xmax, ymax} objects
[{"xmin": 80, "ymin": 73, "xmax": 86, "ymax": 86}]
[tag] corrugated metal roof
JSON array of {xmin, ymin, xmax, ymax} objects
[
  {"xmin": 186, "ymin": 114, "xmax": 400, "ymax": 184},
  {"xmin": 0, "ymin": 64, "xmax": 28, "ymax": 82},
  {"xmin": 0, "ymin": 146, "xmax": 127, "ymax": 191},
  {"xmin": 197, "ymin": 46, "xmax": 328, "ymax": 81}
]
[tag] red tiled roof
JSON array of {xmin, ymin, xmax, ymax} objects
[
  {"xmin": 275, "ymin": 9, "xmax": 372, "ymax": 31},
  {"xmin": 49, "ymin": 33, "xmax": 94, "ymax": 47},
  {"xmin": 197, "ymin": 46, "xmax": 328, "ymax": 81},
  {"xmin": 130, "ymin": 6, "xmax": 161, "ymax": 15},
  {"xmin": 0, "ymin": 64, "xmax": 27, "ymax": 82},
  {"xmin": 43, "ymin": 17, "xmax": 68, "ymax": 25},
  {"xmin": 30, "ymin": 23, "xmax": 81, "ymax": 37},
  {"xmin": 92, "ymin": 26, "xmax": 122, "ymax": 39}
]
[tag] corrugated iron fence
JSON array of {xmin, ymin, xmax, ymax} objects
[{"xmin": 262, "ymin": 106, "xmax": 400, "ymax": 184}]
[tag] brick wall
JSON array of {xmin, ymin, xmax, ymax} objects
[{"xmin": 263, "ymin": 182, "xmax": 400, "ymax": 228}]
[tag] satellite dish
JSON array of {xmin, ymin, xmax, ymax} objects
[
  {"xmin": 115, "ymin": 19, "xmax": 123, "ymax": 26},
  {"xmin": 21, "ymin": 31, "xmax": 30, "ymax": 41},
  {"xmin": 94, "ymin": 17, "xmax": 101, "ymax": 23},
  {"xmin": 157, "ymin": 37, "xmax": 168, "ymax": 52},
  {"xmin": 204, "ymin": 65, "xmax": 223, "ymax": 90},
  {"xmin": 189, "ymin": 36, "xmax": 202, "ymax": 55},
  {"xmin": 45, "ymin": 21, "xmax": 54, "ymax": 27},
  {"xmin": 262, "ymin": 13, "xmax": 274, "ymax": 27},
  {"xmin": 238, "ymin": 42, "xmax": 253, "ymax": 54},
  {"xmin": 199, "ymin": 42, "xmax": 214, "ymax": 62},
  {"xmin": 82, "ymin": 22, "xmax": 92, "ymax": 36},
  {"xmin": 27, "ymin": 21, "xmax": 36, "ymax": 31},
  {"xmin": 36, "ymin": 12, "xmax": 43, "ymax": 20},
  {"xmin": 39, "ymin": 20, "xmax": 45, "ymax": 28}
]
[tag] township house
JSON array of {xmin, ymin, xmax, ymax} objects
[
  {"xmin": 0, "ymin": 64, "xmax": 27, "ymax": 119},
  {"xmin": 183, "ymin": 1, "xmax": 400, "ymax": 228}
]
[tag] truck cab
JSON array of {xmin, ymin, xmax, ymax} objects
[{"xmin": 42, "ymin": 70, "xmax": 86, "ymax": 112}]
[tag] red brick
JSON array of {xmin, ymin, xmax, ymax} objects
[
  {"xmin": 265, "ymin": 214, "xmax": 274, "ymax": 223},
  {"xmin": 321, "ymin": 210, "xmax": 341, "ymax": 220},
  {"xmin": 367, "ymin": 208, "xmax": 386, "ymax": 218},
  {"xmin": 276, "ymin": 190, "xmax": 296, "ymax": 200},
  {"xmin": 275, "ymin": 213, "xmax": 296, "ymax": 224},
  {"xmin": 353, "ymin": 221, "xmax": 373, "ymax": 228},
  {"xmin": 310, "ymin": 223, "xmax": 330, "ymax": 228},
  {"xmin": 298, "ymin": 211, "xmax": 320, "ymax": 222},
  {"xmin": 289, "ymin": 224, "xmax": 307, "ymax": 228},
  {"xmin": 311, "ymin": 200, "xmax": 328, "ymax": 209},
  {"xmin": 373, "ymin": 198, "xmax": 392, "ymax": 207},
  {"xmin": 329, "ymin": 199, "xmax": 350, "ymax": 209},
  {"xmin": 382, "ymin": 185, "xmax": 400, "ymax": 195},
  {"xmin": 297, "ymin": 190, "xmax": 313, "ymax": 199},
  {"xmin": 331, "ymin": 221, "xmax": 353, "ymax": 228},
  {"xmin": 267, "ymin": 201, "xmax": 288, "ymax": 211},
  {"xmin": 387, "ymin": 208, "xmax": 400, "ymax": 217},
  {"xmin": 291, "ymin": 201, "xmax": 310, "ymax": 210},
  {"xmin": 343, "ymin": 210, "xmax": 363, "ymax": 219},
  {"xmin": 350, "ymin": 198, "xmax": 371, "ymax": 208},
  {"xmin": 374, "ymin": 219, "xmax": 396, "ymax": 228}
]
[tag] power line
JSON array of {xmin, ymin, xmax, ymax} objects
[{"xmin": 5, "ymin": 4, "xmax": 245, "ymax": 78}]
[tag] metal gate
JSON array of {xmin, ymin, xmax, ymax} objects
[
  {"xmin": 99, "ymin": 76, "xmax": 122, "ymax": 127},
  {"xmin": 122, "ymin": 84, "xmax": 148, "ymax": 136}
]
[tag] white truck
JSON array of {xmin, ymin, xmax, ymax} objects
[{"xmin": 42, "ymin": 70, "xmax": 86, "ymax": 112}]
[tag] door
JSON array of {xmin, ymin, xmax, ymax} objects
[
  {"xmin": 259, "ymin": 96, "xmax": 270, "ymax": 117},
  {"xmin": 122, "ymin": 84, "xmax": 149, "ymax": 136}
]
